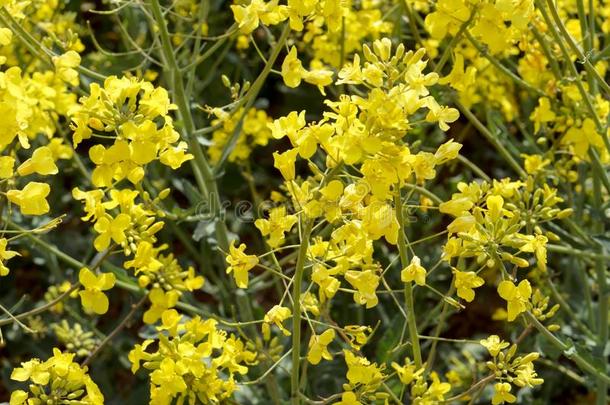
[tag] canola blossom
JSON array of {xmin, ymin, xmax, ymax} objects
[{"xmin": 0, "ymin": 0, "xmax": 609, "ymax": 404}]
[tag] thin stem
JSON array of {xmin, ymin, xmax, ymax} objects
[
  {"xmin": 545, "ymin": 0, "xmax": 610, "ymax": 97},
  {"xmin": 291, "ymin": 219, "xmax": 313, "ymax": 405},
  {"xmin": 394, "ymin": 190, "xmax": 422, "ymax": 367},
  {"xmin": 456, "ymin": 100, "xmax": 526, "ymax": 178},
  {"xmin": 0, "ymin": 8, "xmax": 107, "ymax": 81},
  {"xmin": 465, "ymin": 32, "xmax": 545, "ymax": 97},
  {"xmin": 82, "ymin": 294, "xmax": 147, "ymax": 367},
  {"xmin": 214, "ymin": 24, "xmax": 290, "ymax": 172},
  {"xmin": 592, "ymin": 174, "xmax": 609, "ymax": 405}
]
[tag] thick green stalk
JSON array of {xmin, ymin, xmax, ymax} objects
[
  {"xmin": 291, "ymin": 220, "xmax": 313, "ymax": 405},
  {"xmin": 592, "ymin": 175, "xmax": 608, "ymax": 405},
  {"xmin": 394, "ymin": 191, "xmax": 423, "ymax": 367},
  {"xmin": 149, "ymin": 0, "xmax": 229, "ymax": 252},
  {"xmin": 525, "ymin": 312, "xmax": 610, "ymax": 385}
]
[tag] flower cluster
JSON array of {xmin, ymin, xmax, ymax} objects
[
  {"xmin": 128, "ymin": 311, "xmax": 257, "ymax": 404},
  {"xmin": 10, "ymin": 348, "xmax": 104, "ymax": 405},
  {"xmin": 480, "ymin": 335, "xmax": 543, "ymax": 404}
]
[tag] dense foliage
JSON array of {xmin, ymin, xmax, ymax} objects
[{"xmin": 0, "ymin": 0, "xmax": 609, "ymax": 404}]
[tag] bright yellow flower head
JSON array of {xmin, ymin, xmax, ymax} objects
[
  {"xmin": 255, "ymin": 206, "xmax": 298, "ymax": 248},
  {"xmin": 78, "ymin": 267, "xmax": 116, "ymax": 315},
  {"xmin": 93, "ymin": 213, "xmax": 131, "ymax": 252},
  {"xmin": 0, "ymin": 237, "xmax": 19, "ymax": 276},
  {"xmin": 263, "ymin": 305, "xmax": 292, "ymax": 336},
  {"xmin": 273, "ymin": 148, "xmax": 299, "ymax": 181},
  {"xmin": 492, "ymin": 382, "xmax": 516, "ymax": 404},
  {"xmin": 282, "ymin": 46, "xmax": 306, "ymax": 88},
  {"xmin": 497, "ymin": 279, "xmax": 532, "ymax": 321},
  {"xmin": 7, "ymin": 182, "xmax": 51, "ymax": 215},
  {"xmin": 453, "ymin": 269, "xmax": 484, "ymax": 302},
  {"xmin": 307, "ymin": 328, "xmax": 335, "ymax": 365},
  {"xmin": 17, "ymin": 146, "xmax": 58, "ymax": 176},
  {"xmin": 480, "ymin": 335, "xmax": 510, "ymax": 357},
  {"xmin": 10, "ymin": 348, "xmax": 104, "ymax": 405},
  {"xmin": 226, "ymin": 241, "xmax": 259, "ymax": 288},
  {"xmin": 401, "ymin": 256, "xmax": 427, "ymax": 286}
]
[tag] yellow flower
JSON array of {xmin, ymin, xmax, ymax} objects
[
  {"xmin": 273, "ymin": 148, "xmax": 299, "ymax": 180},
  {"xmin": 424, "ymin": 0, "xmax": 470, "ymax": 39},
  {"xmin": 0, "ymin": 238, "xmax": 19, "ymax": 276},
  {"xmin": 453, "ymin": 269, "xmax": 484, "ymax": 302},
  {"xmin": 7, "ymin": 182, "xmax": 51, "ymax": 215},
  {"xmin": 263, "ymin": 305, "xmax": 292, "ymax": 336},
  {"xmin": 497, "ymin": 279, "xmax": 532, "ymax": 321},
  {"xmin": 522, "ymin": 154, "xmax": 551, "ymax": 174},
  {"xmin": 391, "ymin": 357, "xmax": 423, "ymax": 385},
  {"xmin": 335, "ymin": 391, "xmax": 361, "ymax": 405},
  {"xmin": 492, "ymin": 382, "xmax": 516, "ymax": 404},
  {"xmin": 519, "ymin": 234, "xmax": 548, "ymax": 272},
  {"xmin": 10, "ymin": 349, "xmax": 104, "ymax": 405},
  {"xmin": 307, "ymin": 328, "xmax": 335, "ymax": 365},
  {"xmin": 226, "ymin": 241, "xmax": 259, "ymax": 288},
  {"xmin": 302, "ymin": 64, "xmax": 334, "ymax": 95},
  {"xmin": 128, "ymin": 339, "xmax": 154, "ymax": 373},
  {"xmin": 10, "ymin": 390, "xmax": 28, "ymax": 405},
  {"xmin": 337, "ymin": 53, "xmax": 363, "ymax": 85},
  {"xmin": 425, "ymin": 372, "xmax": 452, "ymax": 401},
  {"xmin": 282, "ymin": 46, "xmax": 305, "ymax": 88},
  {"xmin": 159, "ymin": 142, "xmax": 193, "ymax": 169},
  {"xmin": 255, "ymin": 206, "xmax": 298, "ymax": 248},
  {"xmin": 480, "ymin": 335, "xmax": 510, "ymax": 357},
  {"xmin": 312, "ymin": 264, "xmax": 341, "ymax": 302},
  {"xmin": 344, "ymin": 270, "xmax": 380, "ymax": 308},
  {"xmin": 143, "ymin": 288, "xmax": 180, "ymax": 324},
  {"xmin": 439, "ymin": 54, "xmax": 476, "ymax": 92},
  {"xmin": 486, "ymin": 195, "xmax": 505, "ymax": 222},
  {"xmin": 425, "ymin": 98, "xmax": 459, "ymax": 131},
  {"xmin": 53, "ymin": 50, "xmax": 81, "ymax": 85},
  {"xmin": 0, "ymin": 27, "xmax": 12, "ymax": 45},
  {"xmin": 401, "ymin": 256, "xmax": 427, "ymax": 286},
  {"xmin": 561, "ymin": 118, "xmax": 604, "ymax": 160},
  {"xmin": 0, "ymin": 156, "xmax": 15, "ymax": 178},
  {"xmin": 530, "ymin": 97, "xmax": 555, "ymax": 133},
  {"xmin": 78, "ymin": 267, "xmax": 116, "ymax": 315},
  {"xmin": 434, "ymin": 139, "xmax": 462, "ymax": 164},
  {"xmin": 344, "ymin": 350, "xmax": 383, "ymax": 388},
  {"xmin": 231, "ymin": 0, "xmax": 287, "ymax": 34},
  {"xmin": 17, "ymin": 146, "xmax": 58, "ymax": 176},
  {"xmin": 93, "ymin": 213, "xmax": 131, "ymax": 251}
]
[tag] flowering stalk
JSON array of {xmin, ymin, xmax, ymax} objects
[
  {"xmin": 149, "ymin": 0, "xmax": 230, "ymax": 252},
  {"xmin": 592, "ymin": 176, "xmax": 609, "ymax": 405},
  {"xmin": 394, "ymin": 190, "xmax": 422, "ymax": 367},
  {"xmin": 291, "ymin": 219, "xmax": 313, "ymax": 405}
]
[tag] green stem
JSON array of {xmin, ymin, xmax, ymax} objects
[
  {"xmin": 592, "ymin": 174, "xmax": 609, "ymax": 405},
  {"xmin": 214, "ymin": 24, "xmax": 290, "ymax": 172},
  {"xmin": 0, "ymin": 8, "xmax": 106, "ymax": 81},
  {"xmin": 434, "ymin": 13, "xmax": 474, "ymax": 73},
  {"xmin": 524, "ymin": 312, "xmax": 610, "ymax": 385},
  {"xmin": 456, "ymin": 100, "xmax": 527, "ymax": 178},
  {"xmin": 545, "ymin": 0, "xmax": 610, "ymax": 97},
  {"xmin": 394, "ymin": 191, "xmax": 423, "ymax": 367},
  {"xmin": 149, "ymin": 0, "xmax": 229, "ymax": 252},
  {"xmin": 465, "ymin": 31, "xmax": 544, "ymax": 96},
  {"xmin": 291, "ymin": 219, "xmax": 313, "ymax": 405}
]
